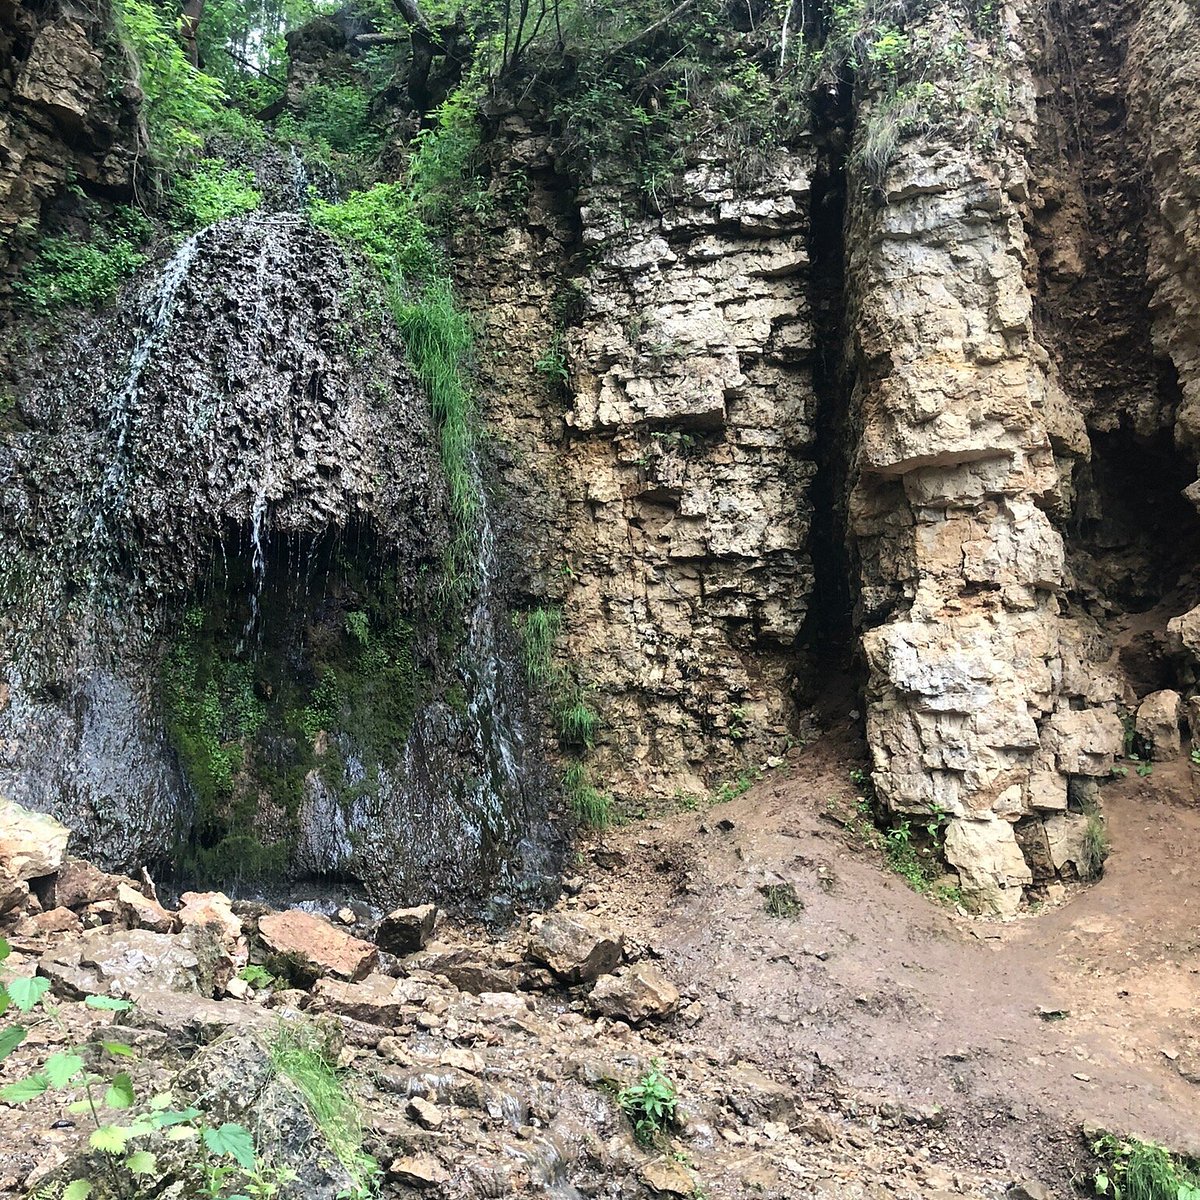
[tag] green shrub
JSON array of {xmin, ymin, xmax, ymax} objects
[
  {"xmin": 1092, "ymin": 1133, "xmax": 1200, "ymax": 1200},
  {"xmin": 15, "ymin": 233, "xmax": 146, "ymax": 315},
  {"xmin": 170, "ymin": 157, "xmax": 262, "ymax": 229},
  {"xmin": 617, "ymin": 1062, "xmax": 678, "ymax": 1146},
  {"xmin": 409, "ymin": 79, "xmax": 487, "ymax": 225},
  {"xmin": 288, "ymin": 80, "xmax": 382, "ymax": 160},
  {"xmin": 113, "ymin": 0, "xmax": 226, "ymax": 163}
]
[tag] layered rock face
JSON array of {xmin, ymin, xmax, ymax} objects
[
  {"xmin": 0, "ymin": 0, "xmax": 139, "ymax": 272},
  {"xmin": 843, "ymin": 5, "xmax": 1127, "ymax": 912},
  {"xmin": 462, "ymin": 129, "xmax": 817, "ymax": 799}
]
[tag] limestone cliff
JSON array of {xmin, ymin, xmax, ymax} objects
[{"xmin": 0, "ymin": 0, "xmax": 139, "ymax": 273}]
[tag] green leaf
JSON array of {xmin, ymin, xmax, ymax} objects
[
  {"xmin": 44, "ymin": 1052, "xmax": 85, "ymax": 1087},
  {"xmin": 61, "ymin": 1181, "xmax": 92, "ymax": 1200},
  {"xmin": 203, "ymin": 1122, "xmax": 256, "ymax": 1169},
  {"xmin": 101, "ymin": 1041, "xmax": 136, "ymax": 1058},
  {"xmin": 103, "ymin": 1072, "xmax": 135, "ymax": 1109},
  {"xmin": 125, "ymin": 1150, "xmax": 158, "ymax": 1176},
  {"xmin": 85, "ymin": 995, "xmax": 133, "ymax": 1012},
  {"xmin": 0, "ymin": 989, "xmax": 10, "ymax": 1018},
  {"xmin": 6, "ymin": 976, "xmax": 50, "ymax": 1012},
  {"xmin": 90, "ymin": 1125, "xmax": 130, "ymax": 1154},
  {"xmin": 0, "ymin": 1073, "xmax": 49, "ymax": 1102},
  {"xmin": 150, "ymin": 1105, "xmax": 200, "ymax": 1127},
  {"xmin": 0, "ymin": 1024, "xmax": 25, "ymax": 1062},
  {"xmin": 0, "ymin": 936, "xmax": 10, "ymax": 962}
]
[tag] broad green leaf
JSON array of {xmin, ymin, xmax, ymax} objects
[
  {"xmin": 125, "ymin": 1150, "xmax": 157, "ymax": 1176},
  {"xmin": 164, "ymin": 1125, "xmax": 198, "ymax": 1142},
  {"xmin": 0, "ymin": 1073, "xmax": 48, "ymax": 1102},
  {"xmin": 85, "ymin": 995, "xmax": 133, "ymax": 1012},
  {"xmin": 0, "ymin": 989, "xmax": 10, "ymax": 1017},
  {"xmin": 6, "ymin": 976, "xmax": 50, "ymax": 1013},
  {"xmin": 203, "ymin": 1122, "xmax": 256, "ymax": 1169},
  {"xmin": 101, "ymin": 1041, "xmax": 136, "ymax": 1058},
  {"xmin": 0, "ymin": 1024, "xmax": 25, "ymax": 1062},
  {"xmin": 148, "ymin": 1091, "xmax": 174, "ymax": 1110},
  {"xmin": 103, "ymin": 1072, "xmax": 135, "ymax": 1109},
  {"xmin": 44, "ymin": 1052, "xmax": 85, "ymax": 1087},
  {"xmin": 151, "ymin": 1105, "xmax": 201, "ymax": 1127},
  {"xmin": 90, "ymin": 1125, "xmax": 129, "ymax": 1154},
  {"xmin": 0, "ymin": 936, "xmax": 10, "ymax": 962},
  {"xmin": 61, "ymin": 1181, "xmax": 92, "ymax": 1200}
]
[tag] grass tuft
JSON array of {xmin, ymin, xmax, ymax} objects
[{"xmin": 268, "ymin": 1023, "xmax": 379, "ymax": 1196}]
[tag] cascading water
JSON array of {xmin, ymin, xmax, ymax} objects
[
  {"xmin": 0, "ymin": 183, "xmax": 564, "ymax": 910},
  {"xmin": 89, "ymin": 232, "xmax": 202, "ymax": 587}
]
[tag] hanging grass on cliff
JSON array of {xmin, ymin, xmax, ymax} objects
[{"xmin": 310, "ymin": 183, "xmax": 479, "ymax": 594}]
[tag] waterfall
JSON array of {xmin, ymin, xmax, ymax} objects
[{"xmin": 89, "ymin": 232, "xmax": 203, "ymax": 588}]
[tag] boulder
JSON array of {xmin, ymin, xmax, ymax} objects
[
  {"xmin": 642, "ymin": 1159, "xmax": 696, "ymax": 1197},
  {"xmin": 589, "ymin": 964, "xmax": 680, "ymax": 1024},
  {"xmin": 406, "ymin": 943, "xmax": 518, "ymax": 993},
  {"xmin": 313, "ymin": 973, "xmax": 414, "ymax": 1025},
  {"xmin": 117, "ymin": 882, "xmax": 179, "ymax": 933},
  {"xmin": 47, "ymin": 858, "xmax": 136, "ymax": 910},
  {"xmin": 1167, "ymin": 605, "xmax": 1200, "ymax": 659},
  {"xmin": 38, "ymin": 927, "xmax": 201, "ymax": 999},
  {"xmin": 375, "ymin": 903, "xmax": 437, "ymax": 955},
  {"xmin": 1136, "ymin": 689, "xmax": 1182, "ymax": 760},
  {"xmin": 406, "ymin": 1096, "xmax": 444, "ymax": 1130},
  {"xmin": 258, "ymin": 909, "xmax": 378, "ymax": 981},
  {"xmin": 527, "ymin": 913, "xmax": 623, "ymax": 984},
  {"xmin": 127, "ymin": 990, "xmax": 274, "ymax": 1047},
  {"xmin": 12, "ymin": 906, "xmax": 83, "ymax": 938},
  {"xmin": 389, "ymin": 1154, "xmax": 450, "ymax": 1188},
  {"xmin": 1043, "ymin": 813, "xmax": 1094, "ymax": 877},
  {"xmin": 178, "ymin": 890, "xmax": 246, "ymax": 961},
  {"xmin": 943, "ymin": 817, "xmax": 1032, "ymax": 918},
  {"xmin": 0, "ymin": 797, "xmax": 69, "ymax": 884}
]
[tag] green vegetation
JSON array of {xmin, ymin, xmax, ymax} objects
[
  {"xmin": 170, "ymin": 158, "xmax": 262, "ymax": 229},
  {"xmin": 882, "ymin": 807, "xmax": 950, "ymax": 893},
  {"xmin": 408, "ymin": 78, "xmax": 489, "ymax": 226},
  {"xmin": 1081, "ymin": 805, "xmax": 1110, "ymax": 881},
  {"xmin": 563, "ymin": 760, "xmax": 613, "ymax": 830},
  {"xmin": 534, "ymin": 335, "xmax": 570, "ymax": 387},
  {"xmin": 760, "ymin": 882, "xmax": 803, "ymax": 918},
  {"xmin": 618, "ymin": 1062, "xmax": 678, "ymax": 1147},
  {"xmin": 1092, "ymin": 1133, "xmax": 1200, "ymax": 1200},
  {"xmin": 15, "ymin": 207, "xmax": 152, "ymax": 314},
  {"xmin": 800, "ymin": 0, "xmax": 1009, "ymax": 193},
  {"xmin": 268, "ymin": 1024, "xmax": 379, "ymax": 1197},
  {"xmin": 0, "ymin": 936, "xmax": 280, "ymax": 1198},
  {"xmin": 163, "ymin": 559, "xmax": 430, "ymax": 887},
  {"xmin": 514, "ymin": 606, "xmax": 610, "ymax": 826},
  {"xmin": 713, "ymin": 769, "xmax": 760, "ymax": 804},
  {"xmin": 113, "ymin": 0, "xmax": 227, "ymax": 164},
  {"xmin": 310, "ymin": 183, "xmax": 478, "ymax": 594}
]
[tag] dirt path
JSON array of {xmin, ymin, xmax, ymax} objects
[{"xmin": 578, "ymin": 728, "xmax": 1200, "ymax": 1190}]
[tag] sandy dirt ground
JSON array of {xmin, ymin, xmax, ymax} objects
[{"xmin": 576, "ymin": 724, "xmax": 1200, "ymax": 1190}]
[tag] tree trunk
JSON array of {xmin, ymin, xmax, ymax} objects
[{"xmin": 180, "ymin": 0, "xmax": 205, "ymax": 67}]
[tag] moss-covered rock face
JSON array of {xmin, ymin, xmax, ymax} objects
[
  {"xmin": 162, "ymin": 525, "xmax": 434, "ymax": 891},
  {"xmin": 0, "ymin": 204, "xmax": 563, "ymax": 915}
]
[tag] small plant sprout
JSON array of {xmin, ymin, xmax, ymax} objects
[
  {"xmin": 760, "ymin": 882, "xmax": 803, "ymax": 918},
  {"xmin": 618, "ymin": 1062, "xmax": 678, "ymax": 1147}
]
